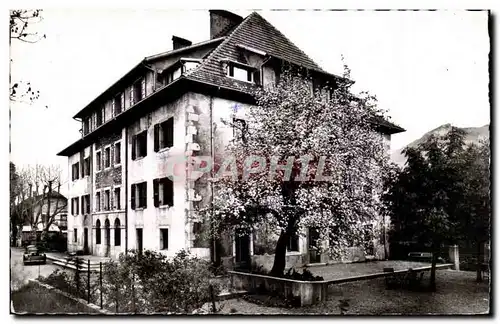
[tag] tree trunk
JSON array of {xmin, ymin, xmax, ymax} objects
[
  {"xmin": 476, "ymin": 240, "xmax": 483, "ymax": 282},
  {"xmin": 429, "ymin": 243, "xmax": 438, "ymax": 292},
  {"xmin": 270, "ymin": 230, "xmax": 289, "ymax": 277}
]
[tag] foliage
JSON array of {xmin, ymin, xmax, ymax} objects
[
  {"xmin": 383, "ymin": 127, "xmax": 491, "ymax": 286},
  {"xmin": 199, "ymin": 66, "xmax": 390, "ymax": 275},
  {"xmin": 10, "ymin": 9, "xmax": 45, "ymax": 104},
  {"xmin": 101, "ymin": 249, "xmax": 222, "ymax": 314}
]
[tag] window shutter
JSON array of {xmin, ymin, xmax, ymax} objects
[
  {"xmin": 81, "ymin": 197, "xmax": 84, "ymax": 214},
  {"xmin": 121, "ymin": 93, "xmax": 125, "ymax": 110},
  {"xmin": 143, "ymin": 183, "xmax": 147, "ymax": 208},
  {"xmin": 131, "ymin": 135, "xmax": 137, "ymax": 160},
  {"xmin": 80, "ymin": 161, "xmax": 84, "ymax": 178},
  {"xmin": 153, "ymin": 124, "xmax": 160, "ymax": 152},
  {"xmin": 160, "ymin": 229, "xmax": 164, "ymax": 249},
  {"xmin": 166, "ymin": 118, "xmax": 174, "ymax": 147},
  {"xmin": 167, "ymin": 179, "xmax": 174, "ymax": 207},
  {"xmin": 131, "ymin": 184, "xmax": 136, "ymax": 210},
  {"xmin": 141, "ymin": 78, "xmax": 146, "ymax": 99},
  {"xmin": 111, "ymin": 99, "xmax": 115, "ymax": 116},
  {"xmin": 153, "ymin": 179, "xmax": 159, "ymax": 207}
]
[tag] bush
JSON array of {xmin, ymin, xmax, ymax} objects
[{"xmin": 101, "ymin": 249, "xmax": 222, "ymax": 314}]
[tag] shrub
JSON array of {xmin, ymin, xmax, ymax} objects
[{"xmin": 101, "ymin": 249, "xmax": 222, "ymax": 314}]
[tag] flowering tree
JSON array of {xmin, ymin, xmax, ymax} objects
[{"xmin": 200, "ymin": 66, "xmax": 390, "ymax": 276}]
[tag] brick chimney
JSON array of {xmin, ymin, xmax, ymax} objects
[
  {"xmin": 172, "ymin": 36, "xmax": 192, "ymax": 50},
  {"xmin": 209, "ymin": 10, "xmax": 243, "ymax": 39}
]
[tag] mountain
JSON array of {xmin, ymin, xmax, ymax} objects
[{"xmin": 390, "ymin": 123, "xmax": 490, "ymax": 166}]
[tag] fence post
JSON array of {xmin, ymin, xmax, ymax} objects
[
  {"xmin": 209, "ymin": 284, "xmax": 216, "ymax": 313},
  {"xmin": 75, "ymin": 257, "xmax": 80, "ymax": 297},
  {"xmin": 87, "ymin": 259, "xmax": 91, "ymax": 303},
  {"xmin": 100, "ymin": 262, "xmax": 103, "ymax": 309}
]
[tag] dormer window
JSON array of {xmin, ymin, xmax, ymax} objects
[
  {"xmin": 160, "ymin": 58, "xmax": 201, "ymax": 85},
  {"xmin": 130, "ymin": 78, "xmax": 146, "ymax": 106},
  {"xmin": 223, "ymin": 59, "xmax": 256, "ymax": 84}
]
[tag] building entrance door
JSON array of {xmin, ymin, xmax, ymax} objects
[
  {"xmin": 308, "ymin": 227, "xmax": 322, "ymax": 263},
  {"xmin": 83, "ymin": 228, "xmax": 89, "ymax": 255},
  {"xmin": 136, "ymin": 228, "xmax": 143, "ymax": 255},
  {"xmin": 234, "ymin": 232, "xmax": 250, "ymax": 269}
]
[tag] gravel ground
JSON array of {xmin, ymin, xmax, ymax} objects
[{"xmin": 218, "ymin": 270, "xmax": 490, "ymax": 315}]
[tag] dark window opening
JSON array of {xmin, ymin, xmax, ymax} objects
[
  {"xmin": 104, "ymin": 189, "xmax": 110, "ymax": 211},
  {"xmin": 132, "ymin": 131, "xmax": 148, "ymax": 160},
  {"xmin": 114, "ymin": 218, "xmax": 121, "ymax": 246},
  {"xmin": 95, "ymin": 220, "xmax": 101, "ymax": 244},
  {"xmin": 104, "ymin": 147, "xmax": 111, "ymax": 168},
  {"xmin": 286, "ymin": 232, "xmax": 299, "ymax": 252},
  {"xmin": 96, "ymin": 107, "xmax": 104, "ymax": 127},
  {"xmin": 114, "ymin": 142, "xmax": 121, "ymax": 164},
  {"xmin": 96, "ymin": 151, "xmax": 102, "ymax": 171},
  {"xmin": 113, "ymin": 93, "xmax": 124, "ymax": 115},
  {"xmin": 73, "ymin": 228, "xmax": 77, "ymax": 243},
  {"xmin": 114, "ymin": 187, "xmax": 121, "ymax": 210},
  {"xmin": 71, "ymin": 163, "xmax": 79, "ymax": 181},
  {"xmin": 83, "ymin": 118, "xmax": 91, "ymax": 135},
  {"xmin": 153, "ymin": 177, "xmax": 173, "ymax": 207},
  {"xmin": 95, "ymin": 191, "xmax": 101, "ymax": 212},
  {"xmin": 154, "ymin": 118, "xmax": 174, "ymax": 152},
  {"xmin": 160, "ymin": 228, "xmax": 168, "ymax": 250},
  {"xmin": 131, "ymin": 182, "xmax": 147, "ymax": 209},
  {"xmin": 83, "ymin": 157, "xmax": 90, "ymax": 176}
]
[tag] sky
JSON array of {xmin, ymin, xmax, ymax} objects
[{"xmin": 9, "ymin": 9, "xmax": 490, "ymax": 189}]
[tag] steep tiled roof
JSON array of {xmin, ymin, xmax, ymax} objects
[{"xmin": 187, "ymin": 12, "xmax": 326, "ymax": 93}]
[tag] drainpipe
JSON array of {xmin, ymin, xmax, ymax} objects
[{"xmin": 124, "ymin": 128, "xmax": 129, "ymax": 253}]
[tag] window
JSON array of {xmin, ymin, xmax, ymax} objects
[
  {"xmin": 104, "ymin": 189, "xmax": 110, "ymax": 211},
  {"xmin": 226, "ymin": 64, "xmax": 253, "ymax": 83},
  {"xmin": 95, "ymin": 191, "xmax": 101, "ymax": 212},
  {"xmin": 96, "ymin": 151, "xmax": 102, "ymax": 171},
  {"xmin": 104, "ymin": 147, "xmax": 111, "ymax": 168},
  {"xmin": 286, "ymin": 231, "xmax": 299, "ymax": 252},
  {"xmin": 132, "ymin": 131, "xmax": 147, "ymax": 160},
  {"xmin": 154, "ymin": 118, "xmax": 174, "ymax": 152},
  {"xmin": 72, "ymin": 197, "xmax": 80, "ymax": 215},
  {"xmin": 113, "ymin": 93, "xmax": 124, "ymax": 115},
  {"xmin": 83, "ymin": 118, "xmax": 91, "ymax": 135},
  {"xmin": 160, "ymin": 228, "xmax": 168, "ymax": 250},
  {"xmin": 233, "ymin": 118, "xmax": 248, "ymax": 144},
  {"xmin": 96, "ymin": 107, "xmax": 104, "ymax": 127},
  {"xmin": 114, "ymin": 218, "xmax": 121, "ymax": 246},
  {"xmin": 131, "ymin": 182, "xmax": 147, "ymax": 209},
  {"xmin": 130, "ymin": 78, "xmax": 146, "ymax": 106},
  {"xmin": 84, "ymin": 194, "xmax": 90, "ymax": 214},
  {"xmin": 71, "ymin": 162, "xmax": 80, "ymax": 181},
  {"xmin": 80, "ymin": 196, "xmax": 85, "ymax": 215},
  {"xmin": 114, "ymin": 142, "xmax": 121, "ymax": 165},
  {"xmin": 83, "ymin": 157, "xmax": 90, "ymax": 176},
  {"xmin": 153, "ymin": 177, "xmax": 174, "ymax": 207},
  {"xmin": 73, "ymin": 228, "xmax": 77, "ymax": 242},
  {"xmin": 95, "ymin": 220, "xmax": 101, "ymax": 244},
  {"xmin": 114, "ymin": 187, "xmax": 121, "ymax": 210}
]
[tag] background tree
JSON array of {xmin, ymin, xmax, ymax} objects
[
  {"xmin": 383, "ymin": 127, "xmax": 490, "ymax": 289},
  {"xmin": 201, "ymin": 67, "xmax": 389, "ymax": 276},
  {"xmin": 11, "ymin": 164, "xmax": 66, "ymax": 245}
]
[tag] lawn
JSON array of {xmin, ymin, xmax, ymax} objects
[
  {"xmin": 11, "ymin": 282, "xmax": 100, "ymax": 314},
  {"xmin": 218, "ymin": 270, "xmax": 490, "ymax": 315}
]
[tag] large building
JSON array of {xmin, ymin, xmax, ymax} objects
[{"xmin": 58, "ymin": 10, "xmax": 404, "ymax": 267}]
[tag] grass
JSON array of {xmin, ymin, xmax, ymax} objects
[
  {"xmin": 218, "ymin": 270, "xmax": 490, "ymax": 315},
  {"xmin": 11, "ymin": 282, "xmax": 100, "ymax": 314}
]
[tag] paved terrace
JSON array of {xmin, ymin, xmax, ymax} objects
[{"xmin": 305, "ymin": 260, "xmax": 433, "ymax": 281}]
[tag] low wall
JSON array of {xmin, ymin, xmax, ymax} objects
[
  {"xmin": 229, "ymin": 263, "xmax": 454, "ymax": 307},
  {"xmin": 229, "ymin": 271, "xmax": 327, "ymax": 306},
  {"xmin": 251, "ymin": 253, "xmax": 305, "ymax": 272}
]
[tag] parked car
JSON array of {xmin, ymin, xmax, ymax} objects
[{"xmin": 23, "ymin": 245, "xmax": 46, "ymax": 265}]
